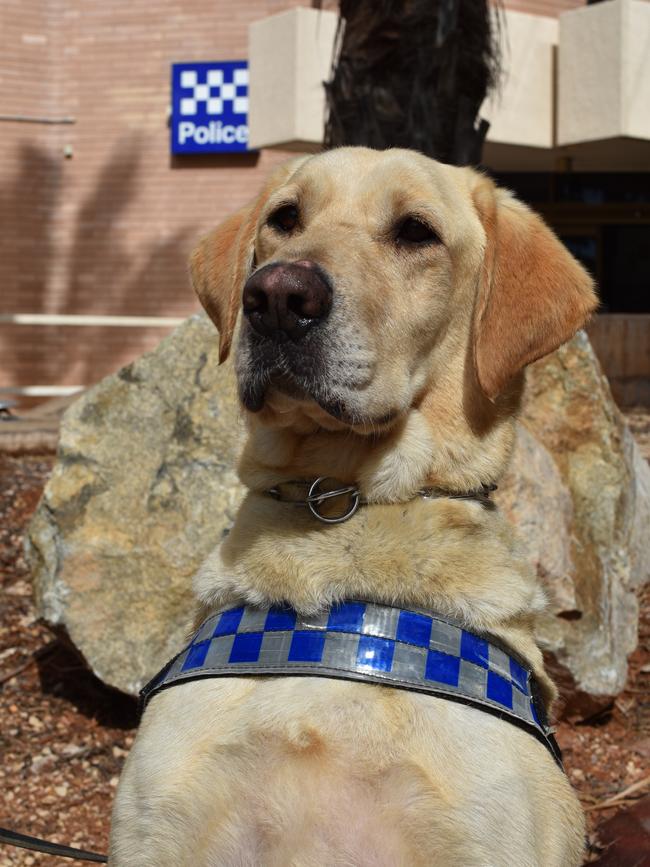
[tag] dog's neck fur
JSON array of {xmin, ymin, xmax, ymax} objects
[{"xmin": 193, "ymin": 387, "xmax": 556, "ymax": 706}]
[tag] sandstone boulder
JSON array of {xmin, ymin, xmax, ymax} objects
[
  {"xmin": 27, "ymin": 324, "xmax": 650, "ymax": 709},
  {"xmin": 518, "ymin": 332, "xmax": 650, "ymax": 712},
  {"xmin": 26, "ymin": 315, "xmax": 245, "ymax": 695},
  {"xmin": 495, "ymin": 423, "xmax": 577, "ymax": 617}
]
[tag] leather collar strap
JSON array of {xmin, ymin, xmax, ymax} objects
[
  {"xmin": 141, "ymin": 600, "xmax": 562, "ymax": 768},
  {"xmin": 266, "ymin": 477, "xmax": 497, "ymax": 523}
]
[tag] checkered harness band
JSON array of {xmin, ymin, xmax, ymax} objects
[{"xmin": 141, "ymin": 600, "xmax": 562, "ymax": 767}]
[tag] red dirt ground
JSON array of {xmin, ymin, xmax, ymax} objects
[{"xmin": 1, "ymin": 408, "xmax": 649, "ymax": 865}]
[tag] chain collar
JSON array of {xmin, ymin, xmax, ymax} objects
[{"xmin": 265, "ymin": 476, "xmax": 497, "ymax": 524}]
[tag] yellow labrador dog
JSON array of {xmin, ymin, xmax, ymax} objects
[{"xmin": 109, "ymin": 147, "xmax": 596, "ymax": 866}]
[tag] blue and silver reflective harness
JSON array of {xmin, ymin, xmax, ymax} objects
[
  {"xmin": 0, "ymin": 482, "xmax": 561, "ymax": 863},
  {"xmin": 141, "ymin": 599, "xmax": 563, "ymax": 768},
  {"xmin": 0, "ymin": 601, "xmax": 561, "ymax": 862}
]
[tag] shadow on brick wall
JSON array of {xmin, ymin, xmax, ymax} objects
[
  {"xmin": 1, "ymin": 137, "xmax": 199, "ymax": 393},
  {"xmin": 0, "ymin": 142, "xmax": 63, "ymax": 310}
]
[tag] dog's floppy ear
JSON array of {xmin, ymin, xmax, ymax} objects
[
  {"xmin": 190, "ymin": 157, "xmax": 309, "ymax": 363},
  {"xmin": 472, "ymin": 177, "xmax": 598, "ymax": 401},
  {"xmin": 190, "ymin": 208, "xmax": 253, "ymax": 364}
]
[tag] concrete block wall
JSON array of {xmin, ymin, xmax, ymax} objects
[{"xmin": 558, "ymin": 0, "xmax": 650, "ymax": 145}]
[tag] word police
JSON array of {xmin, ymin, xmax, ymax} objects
[
  {"xmin": 177, "ymin": 120, "xmax": 248, "ymax": 147},
  {"xmin": 171, "ymin": 60, "xmax": 250, "ymax": 155}
]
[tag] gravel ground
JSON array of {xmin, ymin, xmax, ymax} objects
[
  {"xmin": 0, "ymin": 455, "xmax": 135, "ymax": 865},
  {"xmin": 1, "ymin": 408, "xmax": 649, "ymax": 865}
]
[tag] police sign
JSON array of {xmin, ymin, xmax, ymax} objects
[{"xmin": 171, "ymin": 61, "xmax": 251, "ymax": 154}]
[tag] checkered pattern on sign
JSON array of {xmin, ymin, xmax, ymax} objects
[
  {"xmin": 179, "ymin": 66, "xmax": 248, "ymax": 117},
  {"xmin": 143, "ymin": 601, "xmax": 547, "ymax": 740}
]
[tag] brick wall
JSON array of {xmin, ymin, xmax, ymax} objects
[
  {"xmin": 506, "ymin": 0, "xmax": 583, "ymax": 16},
  {"xmin": 0, "ymin": 0, "xmax": 308, "ymax": 395},
  {"xmin": 0, "ymin": 0, "xmax": 586, "ymax": 399}
]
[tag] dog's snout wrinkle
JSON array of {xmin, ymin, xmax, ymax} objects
[{"xmin": 243, "ymin": 261, "xmax": 333, "ymax": 342}]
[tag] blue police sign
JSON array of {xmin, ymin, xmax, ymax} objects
[{"xmin": 171, "ymin": 61, "xmax": 251, "ymax": 154}]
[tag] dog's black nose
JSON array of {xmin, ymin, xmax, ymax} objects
[{"xmin": 242, "ymin": 261, "xmax": 333, "ymax": 341}]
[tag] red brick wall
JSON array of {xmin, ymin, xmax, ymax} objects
[
  {"xmin": 0, "ymin": 0, "xmax": 308, "ymax": 395},
  {"xmin": 0, "ymin": 0, "xmax": 61, "ymax": 117},
  {"xmin": 0, "ymin": 0, "xmax": 586, "ymax": 398},
  {"xmin": 505, "ymin": 0, "xmax": 584, "ymax": 16}
]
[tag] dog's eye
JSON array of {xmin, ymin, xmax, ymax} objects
[
  {"xmin": 396, "ymin": 218, "xmax": 440, "ymax": 245},
  {"xmin": 269, "ymin": 205, "xmax": 299, "ymax": 233}
]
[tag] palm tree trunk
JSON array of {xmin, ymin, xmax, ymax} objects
[{"xmin": 324, "ymin": 0, "xmax": 500, "ymax": 167}]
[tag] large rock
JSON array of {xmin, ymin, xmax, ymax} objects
[
  {"xmin": 26, "ymin": 315, "xmax": 245, "ymax": 695},
  {"xmin": 27, "ymin": 324, "xmax": 650, "ymax": 707},
  {"xmin": 517, "ymin": 332, "xmax": 650, "ymax": 711},
  {"xmin": 496, "ymin": 423, "xmax": 578, "ymax": 617}
]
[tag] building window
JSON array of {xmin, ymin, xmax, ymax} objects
[{"xmin": 493, "ymin": 173, "xmax": 650, "ymax": 314}]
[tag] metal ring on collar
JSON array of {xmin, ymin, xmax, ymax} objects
[{"xmin": 306, "ymin": 477, "xmax": 360, "ymax": 524}]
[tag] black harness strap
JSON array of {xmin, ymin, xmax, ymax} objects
[{"xmin": 0, "ymin": 826, "xmax": 107, "ymax": 862}]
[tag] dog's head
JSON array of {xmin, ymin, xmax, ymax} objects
[{"xmin": 191, "ymin": 148, "xmax": 596, "ymax": 491}]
